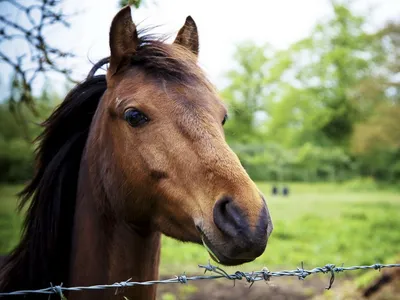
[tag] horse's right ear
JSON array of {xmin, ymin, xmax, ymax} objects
[{"xmin": 108, "ymin": 6, "xmax": 138, "ymax": 77}]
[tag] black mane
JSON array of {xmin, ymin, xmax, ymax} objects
[{"xmin": 0, "ymin": 74, "xmax": 107, "ymax": 297}]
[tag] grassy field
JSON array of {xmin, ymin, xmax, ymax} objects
[{"xmin": 0, "ymin": 182, "xmax": 399, "ymax": 277}]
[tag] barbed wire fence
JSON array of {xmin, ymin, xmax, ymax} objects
[{"xmin": 0, "ymin": 261, "xmax": 399, "ymax": 298}]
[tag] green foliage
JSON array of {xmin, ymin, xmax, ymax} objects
[
  {"xmin": 232, "ymin": 142, "xmax": 353, "ymax": 182},
  {"xmin": 119, "ymin": 0, "xmax": 143, "ymax": 8},
  {"xmin": 0, "ymin": 91, "xmax": 58, "ymax": 183},
  {"xmin": 221, "ymin": 42, "xmax": 275, "ymax": 144},
  {"xmin": 222, "ymin": 0, "xmax": 400, "ymax": 183}
]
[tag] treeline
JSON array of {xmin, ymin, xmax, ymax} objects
[
  {"xmin": 0, "ymin": 1, "xmax": 399, "ymax": 184},
  {"xmin": 222, "ymin": 2, "xmax": 400, "ymax": 183}
]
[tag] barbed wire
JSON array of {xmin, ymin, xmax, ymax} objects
[{"xmin": 0, "ymin": 262, "xmax": 399, "ymax": 298}]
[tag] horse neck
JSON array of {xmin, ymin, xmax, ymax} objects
[{"xmin": 68, "ymin": 155, "xmax": 161, "ymax": 300}]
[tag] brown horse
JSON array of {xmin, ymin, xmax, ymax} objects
[{"xmin": 0, "ymin": 6, "xmax": 273, "ymax": 300}]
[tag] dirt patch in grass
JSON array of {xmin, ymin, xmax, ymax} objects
[
  {"xmin": 156, "ymin": 276, "xmax": 335, "ymax": 300},
  {"xmin": 156, "ymin": 272, "xmax": 400, "ymax": 300}
]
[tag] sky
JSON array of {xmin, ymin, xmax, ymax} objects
[{"xmin": 1, "ymin": 0, "xmax": 400, "ymax": 98}]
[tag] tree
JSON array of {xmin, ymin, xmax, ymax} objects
[
  {"xmin": 221, "ymin": 41, "xmax": 292, "ymax": 144},
  {"xmin": 286, "ymin": 1, "xmax": 388, "ymax": 145},
  {"xmin": 0, "ymin": 0, "xmax": 75, "ymax": 106},
  {"xmin": 262, "ymin": 1, "xmax": 397, "ymax": 148},
  {"xmin": 374, "ymin": 21, "xmax": 400, "ymax": 102},
  {"xmin": 348, "ymin": 20, "xmax": 400, "ymax": 181},
  {"xmin": 222, "ymin": 1, "xmax": 400, "ymax": 182},
  {"xmin": 119, "ymin": 0, "xmax": 144, "ymax": 8}
]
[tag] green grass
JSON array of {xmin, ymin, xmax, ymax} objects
[
  {"xmin": 1, "ymin": 182, "xmax": 399, "ymax": 277},
  {"xmin": 161, "ymin": 182, "xmax": 400, "ymax": 275}
]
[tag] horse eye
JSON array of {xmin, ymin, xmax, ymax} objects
[
  {"xmin": 124, "ymin": 109, "xmax": 149, "ymax": 127},
  {"xmin": 222, "ymin": 114, "xmax": 228, "ymax": 126}
]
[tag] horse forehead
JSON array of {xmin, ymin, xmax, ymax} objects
[
  {"xmin": 114, "ymin": 71, "xmax": 221, "ymax": 112},
  {"xmin": 173, "ymin": 85, "xmax": 221, "ymax": 111}
]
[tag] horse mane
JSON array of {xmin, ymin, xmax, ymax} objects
[
  {"xmin": 0, "ymin": 30, "xmax": 209, "ymax": 296},
  {"xmin": 131, "ymin": 34, "xmax": 207, "ymax": 84},
  {"xmin": 0, "ymin": 74, "xmax": 107, "ymax": 295}
]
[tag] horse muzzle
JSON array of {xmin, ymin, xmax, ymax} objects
[{"xmin": 196, "ymin": 196, "xmax": 273, "ymax": 266}]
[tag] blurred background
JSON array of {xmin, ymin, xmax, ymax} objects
[{"xmin": 0, "ymin": 0, "xmax": 399, "ymax": 299}]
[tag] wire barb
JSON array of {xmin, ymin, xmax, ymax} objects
[
  {"xmin": 50, "ymin": 283, "xmax": 65, "ymax": 300},
  {"xmin": 323, "ymin": 264, "xmax": 336, "ymax": 290},
  {"xmin": 0, "ymin": 262, "xmax": 399, "ymax": 297},
  {"xmin": 176, "ymin": 273, "xmax": 188, "ymax": 284},
  {"xmin": 198, "ymin": 260, "xmax": 218, "ymax": 274}
]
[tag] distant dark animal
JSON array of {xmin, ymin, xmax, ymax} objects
[
  {"xmin": 272, "ymin": 186, "xmax": 278, "ymax": 195},
  {"xmin": 0, "ymin": 6, "xmax": 273, "ymax": 300},
  {"xmin": 282, "ymin": 186, "xmax": 290, "ymax": 196}
]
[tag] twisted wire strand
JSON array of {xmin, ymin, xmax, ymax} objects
[{"xmin": 0, "ymin": 262, "xmax": 398, "ymax": 297}]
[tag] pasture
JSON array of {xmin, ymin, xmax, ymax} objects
[
  {"xmin": 161, "ymin": 181, "xmax": 400, "ymax": 299},
  {"xmin": 1, "ymin": 182, "xmax": 399, "ymax": 278},
  {"xmin": 161, "ymin": 182, "xmax": 400, "ymax": 276}
]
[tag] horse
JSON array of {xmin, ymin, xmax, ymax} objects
[{"xmin": 0, "ymin": 6, "xmax": 273, "ymax": 299}]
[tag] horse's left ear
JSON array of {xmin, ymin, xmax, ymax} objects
[
  {"xmin": 173, "ymin": 16, "xmax": 199, "ymax": 57},
  {"xmin": 108, "ymin": 6, "xmax": 139, "ymax": 76}
]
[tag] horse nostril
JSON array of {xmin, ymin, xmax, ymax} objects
[{"xmin": 213, "ymin": 196, "xmax": 245, "ymax": 237}]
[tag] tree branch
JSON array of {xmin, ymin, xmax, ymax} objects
[{"xmin": 0, "ymin": 0, "xmax": 75, "ymax": 106}]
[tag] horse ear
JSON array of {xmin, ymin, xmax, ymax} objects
[
  {"xmin": 108, "ymin": 6, "xmax": 139, "ymax": 76},
  {"xmin": 173, "ymin": 16, "xmax": 199, "ymax": 57}
]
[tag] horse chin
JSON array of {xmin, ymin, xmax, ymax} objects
[
  {"xmin": 198, "ymin": 230, "xmax": 256, "ymax": 266},
  {"xmin": 195, "ymin": 226, "xmax": 261, "ymax": 266}
]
